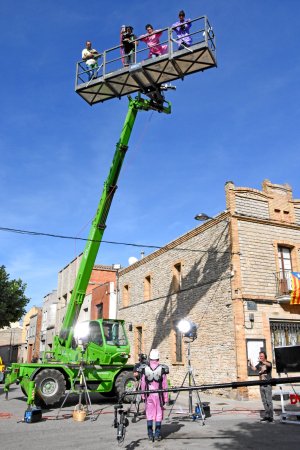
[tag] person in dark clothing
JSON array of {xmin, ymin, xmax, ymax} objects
[
  {"xmin": 121, "ymin": 26, "xmax": 137, "ymax": 66},
  {"xmin": 133, "ymin": 353, "xmax": 148, "ymax": 380},
  {"xmin": 248, "ymin": 351, "xmax": 274, "ymax": 422}
]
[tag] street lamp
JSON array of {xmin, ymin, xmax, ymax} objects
[{"xmin": 194, "ymin": 212, "xmax": 213, "ymax": 221}]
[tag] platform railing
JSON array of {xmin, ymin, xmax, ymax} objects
[{"xmin": 75, "ymin": 15, "xmax": 216, "ymax": 87}]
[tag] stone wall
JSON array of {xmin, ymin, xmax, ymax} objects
[
  {"xmin": 235, "ymin": 195, "xmax": 269, "ymax": 219},
  {"xmin": 227, "ymin": 180, "xmax": 300, "ymax": 398},
  {"xmin": 118, "ymin": 214, "xmax": 237, "ymax": 388},
  {"xmin": 238, "ymin": 219, "xmax": 300, "ymax": 299}
]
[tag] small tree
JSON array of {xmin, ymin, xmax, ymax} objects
[{"xmin": 0, "ymin": 265, "xmax": 30, "ymax": 328}]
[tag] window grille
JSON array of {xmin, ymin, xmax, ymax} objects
[{"xmin": 270, "ymin": 321, "xmax": 300, "ymax": 361}]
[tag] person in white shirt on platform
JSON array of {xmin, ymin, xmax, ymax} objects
[{"xmin": 82, "ymin": 41, "xmax": 99, "ymax": 80}]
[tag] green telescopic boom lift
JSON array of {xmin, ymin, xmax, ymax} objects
[{"xmin": 55, "ymin": 92, "xmax": 171, "ymax": 354}]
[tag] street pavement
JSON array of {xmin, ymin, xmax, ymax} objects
[{"xmin": 1, "ymin": 385, "xmax": 300, "ymax": 449}]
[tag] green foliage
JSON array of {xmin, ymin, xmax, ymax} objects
[{"xmin": 0, "ymin": 265, "xmax": 30, "ymax": 328}]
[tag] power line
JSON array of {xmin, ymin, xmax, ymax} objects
[
  {"xmin": 0, "ymin": 225, "xmax": 235, "ymax": 254},
  {"xmin": 119, "ymin": 274, "xmax": 232, "ymax": 309}
]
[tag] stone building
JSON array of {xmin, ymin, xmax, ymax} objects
[
  {"xmin": 19, "ymin": 307, "xmax": 41, "ymax": 363},
  {"xmin": 40, "ymin": 290, "xmax": 58, "ymax": 358},
  {"xmin": 19, "ymin": 307, "xmax": 42, "ymax": 363},
  {"xmin": 55, "ymin": 254, "xmax": 118, "ymax": 335},
  {"xmin": 118, "ymin": 180, "xmax": 300, "ymax": 398},
  {"xmin": 0, "ymin": 323, "xmax": 23, "ymax": 365}
]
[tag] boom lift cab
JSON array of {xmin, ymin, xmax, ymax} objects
[{"xmin": 4, "ymin": 15, "xmax": 216, "ymax": 407}]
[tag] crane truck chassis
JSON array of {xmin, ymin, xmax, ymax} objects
[{"xmin": 4, "ymin": 90, "xmax": 172, "ymax": 407}]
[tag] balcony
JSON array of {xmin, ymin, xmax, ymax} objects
[{"xmin": 275, "ymin": 270, "xmax": 292, "ymax": 303}]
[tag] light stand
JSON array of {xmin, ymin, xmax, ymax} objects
[
  {"xmin": 127, "ymin": 378, "xmax": 144, "ymax": 422},
  {"xmin": 168, "ymin": 320, "xmax": 205, "ymax": 425},
  {"xmin": 56, "ymin": 341, "xmax": 96, "ymax": 421},
  {"xmin": 127, "ymin": 353, "xmax": 148, "ymax": 422}
]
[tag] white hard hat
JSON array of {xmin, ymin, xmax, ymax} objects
[{"xmin": 149, "ymin": 349, "xmax": 159, "ymax": 360}]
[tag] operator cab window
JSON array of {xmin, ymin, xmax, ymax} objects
[
  {"xmin": 89, "ymin": 321, "xmax": 103, "ymax": 346},
  {"xmin": 102, "ymin": 321, "xmax": 128, "ymax": 346}
]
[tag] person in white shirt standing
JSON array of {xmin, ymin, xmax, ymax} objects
[{"xmin": 82, "ymin": 41, "xmax": 99, "ymax": 80}]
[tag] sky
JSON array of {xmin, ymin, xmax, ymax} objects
[{"xmin": 1, "ymin": 1, "xmax": 300, "ymax": 311}]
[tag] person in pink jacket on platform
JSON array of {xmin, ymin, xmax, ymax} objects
[
  {"xmin": 140, "ymin": 24, "xmax": 168, "ymax": 58},
  {"xmin": 140, "ymin": 349, "xmax": 169, "ymax": 441}
]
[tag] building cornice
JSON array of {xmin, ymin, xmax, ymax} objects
[
  {"xmin": 234, "ymin": 187, "xmax": 271, "ymax": 200},
  {"xmin": 233, "ymin": 213, "xmax": 300, "ymax": 231},
  {"xmin": 93, "ymin": 264, "xmax": 118, "ymax": 271}
]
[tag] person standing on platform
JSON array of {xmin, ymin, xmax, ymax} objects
[
  {"xmin": 248, "ymin": 351, "xmax": 274, "ymax": 423},
  {"xmin": 121, "ymin": 26, "xmax": 138, "ymax": 66},
  {"xmin": 172, "ymin": 10, "xmax": 192, "ymax": 50},
  {"xmin": 140, "ymin": 24, "xmax": 168, "ymax": 58},
  {"xmin": 140, "ymin": 349, "xmax": 169, "ymax": 441},
  {"xmin": 82, "ymin": 41, "xmax": 99, "ymax": 80}
]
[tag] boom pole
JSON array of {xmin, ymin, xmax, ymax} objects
[{"xmin": 121, "ymin": 375, "xmax": 300, "ymax": 402}]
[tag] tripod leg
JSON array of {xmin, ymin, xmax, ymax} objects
[
  {"xmin": 136, "ymin": 394, "xmax": 141, "ymax": 416},
  {"xmin": 191, "ymin": 373, "xmax": 205, "ymax": 425},
  {"xmin": 135, "ymin": 381, "xmax": 142, "ymax": 417},
  {"xmin": 167, "ymin": 371, "xmax": 189, "ymax": 418},
  {"xmin": 56, "ymin": 390, "xmax": 72, "ymax": 419},
  {"xmin": 56, "ymin": 367, "xmax": 84, "ymax": 419},
  {"xmin": 81, "ymin": 370, "xmax": 96, "ymax": 421},
  {"xmin": 127, "ymin": 385, "xmax": 137, "ymax": 417}
]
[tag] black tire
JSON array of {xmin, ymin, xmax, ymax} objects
[
  {"xmin": 100, "ymin": 391, "xmax": 117, "ymax": 399},
  {"xmin": 114, "ymin": 371, "xmax": 136, "ymax": 403},
  {"xmin": 34, "ymin": 369, "xmax": 66, "ymax": 406}
]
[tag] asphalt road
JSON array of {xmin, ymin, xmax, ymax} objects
[{"xmin": 1, "ymin": 386, "xmax": 300, "ymax": 449}]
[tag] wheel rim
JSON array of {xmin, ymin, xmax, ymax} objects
[
  {"xmin": 125, "ymin": 379, "xmax": 135, "ymax": 391},
  {"xmin": 40, "ymin": 377, "xmax": 58, "ymax": 397}
]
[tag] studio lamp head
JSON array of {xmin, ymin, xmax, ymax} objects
[
  {"xmin": 177, "ymin": 319, "xmax": 198, "ymax": 340},
  {"xmin": 74, "ymin": 321, "xmax": 90, "ymax": 350}
]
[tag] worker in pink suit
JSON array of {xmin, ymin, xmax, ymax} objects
[
  {"xmin": 140, "ymin": 349, "xmax": 169, "ymax": 441},
  {"xmin": 140, "ymin": 24, "xmax": 168, "ymax": 58}
]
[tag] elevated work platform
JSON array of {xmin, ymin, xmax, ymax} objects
[{"xmin": 75, "ymin": 16, "xmax": 216, "ymax": 105}]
